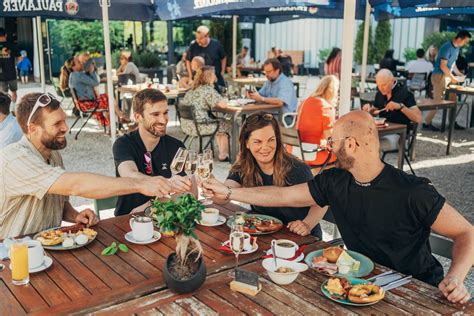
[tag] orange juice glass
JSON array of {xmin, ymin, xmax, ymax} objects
[{"xmin": 10, "ymin": 239, "xmax": 29, "ymax": 285}]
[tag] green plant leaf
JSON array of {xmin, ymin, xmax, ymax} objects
[
  {"xmin": 111, "ymin": 242, "xmax": 117, "ymax": 248},
  {"xmin": 118, "ymin": 243, "xmax": 129, "ymax": 253},
  {"xmin": 102, "ymin": 246, "xmax": 115, "ymax": 256},
  {"xmin": 109, "ymin": 247, "xmax": 118, "ymax": 255}
]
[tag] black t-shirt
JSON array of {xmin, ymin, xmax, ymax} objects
[
  {"xmin": 186, "ymin": 39, "xmax": 226, "ymax": 86},
  {"xmin": 0, "ymin": 41, "xmax": 20, "ymax": 81},
  {"xmin": 112, "ymin": 131, "xmax": 185, "ymax": 216},
  {"xmin": 308, "ymin": 164, "xmax": 445, "ymax": 286},
  {"xmin": 228, "ymin": 159, "xmax": 314, "ymax": 224},
  {"xmin": 374, "ymin": 82, "xmax": 416, "ymax": 125}
]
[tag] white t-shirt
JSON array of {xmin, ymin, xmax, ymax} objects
[{"xmin": 407, "ymin": 58, "xmax": 434, "ymax": 74}]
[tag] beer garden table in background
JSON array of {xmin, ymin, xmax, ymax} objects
[
  {"xmin": 446, "ymin": 85, "xmax": 474, "ymax": 129},
  {"xmin": 377, "ymin": 122, "xmax": 407, "ymax": 170}
]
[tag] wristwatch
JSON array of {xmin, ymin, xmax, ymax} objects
[{"xmin": 399, "ymin": 103, "xmax": 405, "ymax": 110}]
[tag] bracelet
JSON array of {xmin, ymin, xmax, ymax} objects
[{"xmin": 224, "ymin": 186, "xmax": 232, "ymax": 201}]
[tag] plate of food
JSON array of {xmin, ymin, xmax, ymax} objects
[
  {"xmin": 306, "ymin": 246, "xmax": 374, "ymax": 278},
  {"xmin": 322, "ymin": 276, "xmax": 385, "ymax": 306},
  {"xmin": 34, "ymin": 224, "xmax": 97, "ymax": 250},
  {"xmin": 226, "ymin": 214, "xmax": 283, "ymax": 235}
]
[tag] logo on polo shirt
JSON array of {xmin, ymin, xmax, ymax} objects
[{"xmin": 162, "ymin": 163, "xmax": 168, "ymax": 170}]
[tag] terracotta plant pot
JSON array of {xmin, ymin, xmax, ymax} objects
[{"xmin": 163, "ymin": 253, "xmax": 206, "ymax": 294}]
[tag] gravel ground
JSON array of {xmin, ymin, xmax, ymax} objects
[{"xmin": 15, "ymin": 80, "xmax": 473, "ymax": 295}]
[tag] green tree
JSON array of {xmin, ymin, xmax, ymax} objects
[
  {"xmin": 49, "ymin": 20, "xmax": 124, "ymax": 54},
  {"xmin": 209, "ymin": 19, "xmax": 242, "ymax": 66},
  {"xmin": 354, "ymin": 21, "xmax": 374, "ymax": 65},
  {"xmin": 421, "ymin": 31, "xmax": 456, "ymax": 51},
  {"xmin": 403, "ymin": 48, "xmax": 417, "ymax": 62},
  {"xmin": 373, "ymin": 20, "xmax": 392, "ymax": 63}
]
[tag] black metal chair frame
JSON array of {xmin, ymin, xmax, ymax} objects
[{"xmin": 381, "ymin": 123, "xmax": 417, "ymax": 175}]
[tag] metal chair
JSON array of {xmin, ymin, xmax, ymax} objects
[
  {"xmin": 381, "ymin": 123, "xmax": 418, "ymax": 175},
  {"xmin": 93, "ymin": 196, "xmax": 118, "ymax": 220},
  {"xmin": 69, "ymin": 88, "xmax": 108, "ymax": 140},
  {"xmin": 176, "ymin": 102, "xmax": 219, "ymax": 152},
  {"xmin": 51, "ymin": 77, "xmax": 74, "ymax": 110},
  {"xmin": 407, "ymin": 73, "xmax": 427, "ymax": 96}
]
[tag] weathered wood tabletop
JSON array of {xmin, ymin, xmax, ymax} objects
[
  {"xmin": 0, "ymin": 203, "xmax": 315, "ymax": 315},
  {"xmin": 95, "ymin": 241, "xmax": 474, "ymax": 316}
]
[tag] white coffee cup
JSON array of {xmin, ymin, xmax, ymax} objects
[
  {"xmin": 201, "ymin": 208, "xmax": 219, "ymax": 224},
  {"xmin": 28, "ymin": 240, "xmax": 45, "ymax": 270},
  {"xmin": 129, "ymin": 216, "xmax": 154, "ymax": 241},
  {"xmin": 272, "ymin": 239, "xmax": 298, "ymax": 259},
  {"xmin": 243, "ymin": 233, "xmax": 252, "ymax": 251}
]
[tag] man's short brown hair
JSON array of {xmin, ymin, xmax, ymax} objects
[
  {"xmin": 0, "ymin": 92, "xmax": 11, "ymax": 115},
  {"xmin": 16, "ymin": 93, "xmax": 61, "ymax": 134},
  {"xmin": 263, "ymin": 58, "xmax": 282, "ymax": 73},
  {"xmin": 132, "ymin": 89, "xmax": 168, "ymax": 116}
]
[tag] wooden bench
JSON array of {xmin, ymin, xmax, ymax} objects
[{"xmin": 285, "ymin": 50, "xmax": 305, "ymax": 74}]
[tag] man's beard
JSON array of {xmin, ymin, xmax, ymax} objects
[
  {"xmin": 144, "ymin": 119, "xmax": 166, "ymax": 137},
  {"xmin": 334, "ymin": 141, "xmax": 355, "ymax": 170},
  {"xmin": 41, "ymin": 133, "xmax": 67, "ymax": 150}
]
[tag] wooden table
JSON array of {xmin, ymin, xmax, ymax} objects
[
  {"xmin": 216, "ymin": 103, "xmax": 283, "ymax": 163},
  {"xmin": 95, "ymin": 241, "xmax": 473, "ymax": 315},
  {"xmin": 378, "ymin": 122, "xmax": 407, "ymax": 169},
  {"xmin": 446, "ymin": 85, "xmax": 474, "ymax": 128},
  {"xmin": 416, "ymin": 98, "xmax": 457, "ymax": 155},
  {"xmin": 229, "ymin": 77, "xmax": 267, "ymax": 88},
  {"xmin": 0, "ymin": 203, "xmax": 316, "ymax": 315}
]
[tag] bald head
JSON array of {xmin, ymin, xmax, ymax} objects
[
  {"xmin": 375, "ymin": 69, "xmax": 395, "ymax": 96},
  {"xmin": 196, "ymin": 25, "xmax": 209, "ymax": 36},
  {"xmin": 332, "ymin": 110, "xmax": 380, "ymax": 165},
  {"xmin": 191, "ymin": 56, "xmax": 205, "ymax": 71}
]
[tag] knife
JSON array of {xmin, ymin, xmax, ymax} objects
[
  {"xmin": 381, "ymin": 275, "xmax": 412, "ymax": 291},
  {"xmin": 366, "ymin": 270, "xmax": 395, "ymax": 282}
]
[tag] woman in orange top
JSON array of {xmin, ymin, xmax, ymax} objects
[{"xmin": 295, "ymin": 75, "xmax": 339, "ymax": 166}]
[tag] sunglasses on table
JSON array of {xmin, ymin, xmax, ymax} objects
[{"xmin": 26, "ymin": 93, "xmax": 57, "ymax": 126}]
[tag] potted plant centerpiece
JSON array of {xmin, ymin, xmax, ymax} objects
[{"xmin": 151, "ymin": 194, "xmax": 207, "ymax": 294}]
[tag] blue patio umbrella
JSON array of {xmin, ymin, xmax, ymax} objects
[
  {"xmin": 0, "ymin": 0, "xmax": 155, "ymax": 21},
  {"xmin": 154, "ymin": 0, "xmax": 337, "ymax": 20}
]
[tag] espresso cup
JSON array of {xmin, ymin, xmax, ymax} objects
[
  {"xmin": 243, "ymin": 233, "xmax": 252, "ymax": 251},
  {"xmin": 201, "ymin": 208, "xmax": 219, "ymax": 224},
  {"xmin": 28, "ymin": 240, "xmax": 45, "ymax": 270},
  {"xmin": 272, "ymin": 239, "xmax": 298, "ymax": 259},
  {"xmin": 129, "ymin": 216, "xmax": 154, "ymax": 242}
]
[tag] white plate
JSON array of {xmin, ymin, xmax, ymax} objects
[
  {"xmin": 197, "ymin": 215, "xmax": 226, "ymax": 227},
  {"xmin": 125, "ymin": 230, "xmax": 161, "ymax": 245},
  {"xmin": 265, "ymin": 249, "xmax": 305, "ymax": 262},
  {"xmin": 10, "ymin": 256, "xmax": 53, "ymax": 273},
  {"xmin": 222, "ymin": 240, "xmax": 259, "ymax": 255}
]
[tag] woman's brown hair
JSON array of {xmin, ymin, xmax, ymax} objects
[
  {"xmin": 192, "ymin": 65, "xmax": 215, "ymax": 89},
  {"xmin": 230, "ymin": 111, "xmax": 298, "ymax": 187}
]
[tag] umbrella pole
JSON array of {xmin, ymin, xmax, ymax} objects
[
  {"xmin": 339, "ymin": 0, "xmax": 356, "ymax": 115},
  {"xmin": 36, "ymin": 17, "xmax": 46, "ymax": 93},
  {"xmin": 360, "ymin": 0, "xmax": 371, "ymax": 94},
  {"xmin": 232, "ymin": 15, "xmax": 237, "ymax": 79},
  {"xmin": 101, "ymin": 0, "xmax": 117, "ymax": 141}
]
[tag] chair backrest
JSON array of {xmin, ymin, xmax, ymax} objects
[
  {"xmin": 93, "ymin": 196, "xmax": 118, "ymax": 219},
  {"xmin": 167, "ymin": 64, "xmax": 177, "ymax": 82},
  {"xmin": 51, "ymin": 77, "xmax": 63, "ymax": 96},
  {"xmin": 118, "ymin": 73, "xmax": 136, "ymax": 85},
  {"xmin": 408, "ymin": 72, "xmax": 427, "ymax": 90},
  {"xmin": 429, "ymin": 233, "xmax": 453, "ymax": 259},
  {"xmin": 280, "ymin": 125, "xmax": 305, "ymax": 160},
  {"xmin": 176, "ymin": 102, "xmax": 195, "ymax": 121}
]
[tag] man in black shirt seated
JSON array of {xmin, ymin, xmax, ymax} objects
[
  {"xmin": 204, "ymin": 110, "xmax": 473, "ymax": 304},
  {"xmin": 363, "ymin": 69, "xmax": 422, "ymax": 152},
  {"xmin": 113, "ymin": 89, "xmax": 193, "ymax": 216}
]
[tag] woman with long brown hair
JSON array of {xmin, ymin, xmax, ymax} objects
[{"xmin": 213, "ymin": 111, "xmax": 322, "ymax": 238}]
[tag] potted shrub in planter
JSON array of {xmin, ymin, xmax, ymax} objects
[
  {"xmin": 151, "ymin": 194, "xmax": 206, "ymax": 294},
  {"xmin": 318, "ymin": 48, "xmax": 330, "ymax": 76}
]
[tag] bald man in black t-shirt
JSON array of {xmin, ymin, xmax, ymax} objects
[{"xmin": 204, "ymin": 110, "xmax": 473, "ymax": 305}]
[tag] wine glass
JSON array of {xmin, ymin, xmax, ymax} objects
[
  {"xmin": 185, "ymin": 150, "xmax": 197, "ymax": 177},
  {"xmin": 196, "ymin": 153, "xmax": 212, "ymax": 205},
  {"xmin": 228, "ymin": 223, "xmax": 244, "ymax": 278},
  {"xmin": 203, "ymin": 149, "xmax": 213, "ymax": 173},
  {"xmin": 169, "ymin": 147, "xmax": 188, "ymax": 198}
]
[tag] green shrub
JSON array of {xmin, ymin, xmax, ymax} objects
[
  {"xmin": 133, "ymin": 51, "xmax": 162, "ymax": 69},
  {"xmin": 374, "ymin": 20, "xmax": 392, "ymax": 63},
  {"xmin": 421, "ymin": 31, "xmax": 456, "ymax": 51},
  {"xmin": 403, "ymin": 48, "xmax": 417, "ymax": 62},
  {"xmin": 318, "ymin": 48, "xmax": 331, "ymax": 63},
  {"xmin": 354, "ymin": 21, "xmax": 375, "ymax": 64}
]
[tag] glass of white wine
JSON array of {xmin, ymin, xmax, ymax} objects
[
  {"xmin": 185, "ymin": 150, "xmax": 197, "ymax": 177},
  {"xmin": 203, "ymin": 149, "xmax": 213, "ymax": 173},
  {"xmin": 168, "ymin": 147, "xmax": 188, "ymax": 198},
  {"xmin": 228, "ymin": 223, "xmax": 244, "ymax": 278},
  {"xmin": 196, "ymin": 153, "xmax": 212, "ymax": 205}
]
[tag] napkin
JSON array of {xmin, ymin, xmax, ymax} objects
[
  {"xmin": 261, "ymin": 244, "xmax": 307, "ymax": 261},
  {"xmin": 219, "ymin": 236, "xmax": 257, "ymax": 254}
]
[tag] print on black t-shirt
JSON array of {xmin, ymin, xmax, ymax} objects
[{"xmin": 0, "ymin": 41, "xmax": 20, "ymax": 81}]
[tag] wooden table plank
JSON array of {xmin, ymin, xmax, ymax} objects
[
  {"xmin": 138, "ymin": 308, "xmax": 164, "ymax": 316},
  {"xmin": 176, "ymin": 297, "xmax": 218, "ymax": 315},
  {"xmin": 43, "ymin": 259, "xmax": 92, "ymax": 301},
  {"xmin": 194, "ymin": 289, "xmax": 246, "ymax": 316},
  {"xmin": 0, "ymin": 280, "xmax": 27, "ymax": 316},
  {"xmin": 211, "ymin": 284, "xmax": 273, "ymax": 316},
  {"xmin": 29, "ymin": 271, "xmax": 71, "ymax": 307},
  {"xmin": 159, "ymin": 302, "xmax": 192, "ymax": 316}
]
